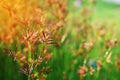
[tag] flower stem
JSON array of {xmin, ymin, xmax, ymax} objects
[{"xmin": 28, "ymin": 42, "xmax": 31, "ymax": 62}]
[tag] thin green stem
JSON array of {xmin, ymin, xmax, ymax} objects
[
  {"xmin": 28, "ymin": 42, "xmax": 32, "ymax": 80},
  {"xmin": 28, "ymin": 74, "xmax": 31, "ymax": 80},
  {"xmin": 28, "ymin": 42, "xmax": 31, "ymax": 62}
]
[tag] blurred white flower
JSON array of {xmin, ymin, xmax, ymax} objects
[{"xmin": 74, "ymin": 0, "xmax": 82, "ymax": 8}]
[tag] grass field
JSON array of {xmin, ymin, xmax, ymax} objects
[{"xmin": 0, "ymin": 0, "xmax": 120, "ymax": 80}]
